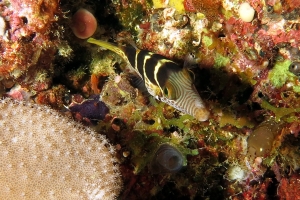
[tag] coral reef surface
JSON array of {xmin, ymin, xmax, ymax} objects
[
  {"xmin": 1, "ymin": 0, "xmax": 300, "ymax": 199},
  {"xmin": 0, "ymin": 98, "xmax": 121, "ymax": 199}
]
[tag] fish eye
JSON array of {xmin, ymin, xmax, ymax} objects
[
  {"xmin": 190, "ymin": 52, "xmax": 196, "ymax": 59},
  {"xmin": 289, "ymin": 62, "xmax": 300, "ymax": 75},
  {"xmin": 267, "ymin": 5, "xmax": 273, "ymax": 13},
  {"xmin": 290, "ymin": 63, "xmax": 297, "ymax": 70},
  {"xmin": 163, "ymin": 81, "xmax": 178, "ymax": 100},
  {"xmin": 163, "ymin": 87, "xmax": 168, "ymax": 96}
]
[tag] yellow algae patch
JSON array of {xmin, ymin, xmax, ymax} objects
[
  {"xmin": 153, "ymin": 0, "xmax": 185, "ymax": 13},
  {"xmin": 152, "ymin": 0, "xmax": 167, "ymax": 8},
  {"xmin": 169, "ymin": 0, "xmax": 185, "ymax": 13},
  {"xmin": 219, "ymin": 111, "xmax": 255, "ymax": 128}
]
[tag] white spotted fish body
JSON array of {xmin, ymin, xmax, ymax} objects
[{"xmin": 87, "ymin": 38, "xmax": 209, "ymax": 121}]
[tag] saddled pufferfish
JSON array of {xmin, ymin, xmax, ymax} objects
[{"xmin": 87, "ymin": 38, "xmax": 209, "ymax": 121}]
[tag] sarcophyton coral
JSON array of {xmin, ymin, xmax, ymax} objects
[{"xmin": 0, "ymin": 98, "xmax": 122, "ymax": 199}]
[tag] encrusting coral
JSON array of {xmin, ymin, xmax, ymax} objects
[{"xmin": 0, "ymin": 98, "xmax": 122, "ymax": 199}]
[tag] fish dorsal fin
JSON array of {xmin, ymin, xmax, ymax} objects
[
  {"xmin": 87, "ymin": 37, "xmax": 139, "ymax": 73},
  {"xmin": 87, "ymin": 38, "xmax": 128, "ymax": 62}
]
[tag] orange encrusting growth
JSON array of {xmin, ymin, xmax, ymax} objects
[{"xmin": 184, "ymin": 0, "xmax": 222, "ymax": 23}]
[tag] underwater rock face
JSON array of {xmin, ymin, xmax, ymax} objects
[
  {"xmin": 277, "ymin": 172, "xmax": 300, "ymax": 199},
  {"xmin": 2, "ymin": 0, "xmax": 299, "ymax": 198},
  {"xmin": 150, "ymin": 144, "xmax": 184, "ymax": 174},
  {"xmin": 0, "ymin": 98, "xmax": 122, "ymax": 199},
  {"xmin": 0, "ymin": 0, "xmax": 62, "ymax": 81}
]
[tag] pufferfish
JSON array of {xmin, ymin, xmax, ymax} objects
[{"xmin": 87, "ymin": 38, "xmax": 209, "ymax": 121}]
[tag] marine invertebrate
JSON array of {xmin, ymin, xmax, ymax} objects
[
  {"xmin": 69, "ymin": 95, "xmax": 109, "ymax": 124},
  {"xmin": 0, "ymin": 98, "xmax": 122, "ymax": 199},
  {"xmin": 153, "ymin": 0, "xmax": 185, "ymax": 13},
  {"xmin": 247, "ymin": 120, "xmax": 282, "ymax": 159},
  {"xmin": 238, "ymin": 2, "xmax": 255, "ymax": 22},
  {"xmin": 87, "ymin": 38, "xmax": 209, "ymax": 121},
  {"xmin": 71, "ymin": 8, "xmax": 97, "ymax": 39},
  {"xmin": 150, "ymin": 143, "xmax": 184, "ymax": 174},
  {"xmin": 183, "ymin": 0, "xmax": 196, "ymax": 12},
  {"xmin": 226, "ymin": 165, "xmax": 246, "ymax": 181}
]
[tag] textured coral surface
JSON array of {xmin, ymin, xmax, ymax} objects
[{"xmin": 0, "ymin": 98, "xmax": 121, "ymax": 199}]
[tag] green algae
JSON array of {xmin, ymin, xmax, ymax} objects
[
  {"xmin": 262, "ymin": 152, "xmax": 278, "ymax": 167},
  {"xmin": 268, "ymin": 60, "xmax": 293, "ymax": 88},
  {"xmin": 202, "ymin": 35, "xmax": 213, "ymax": 47},
  {"xmin": 131, "ymin": 99, "xmax": 195, "ymax": 132},
  {"xmin": 214, "ymin": 53, "xmax": 230, "ymax": 68},
  {"xmin": 219, "ymin": 111, "xmax": 255, "ymax": 128},
  {"xmin": 293, "ymin": 85, "xmax": 300, "ymax": 93},
  {"xmin": 261, "ymin": 100, "xmax": 300, "ymax": 121}
]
